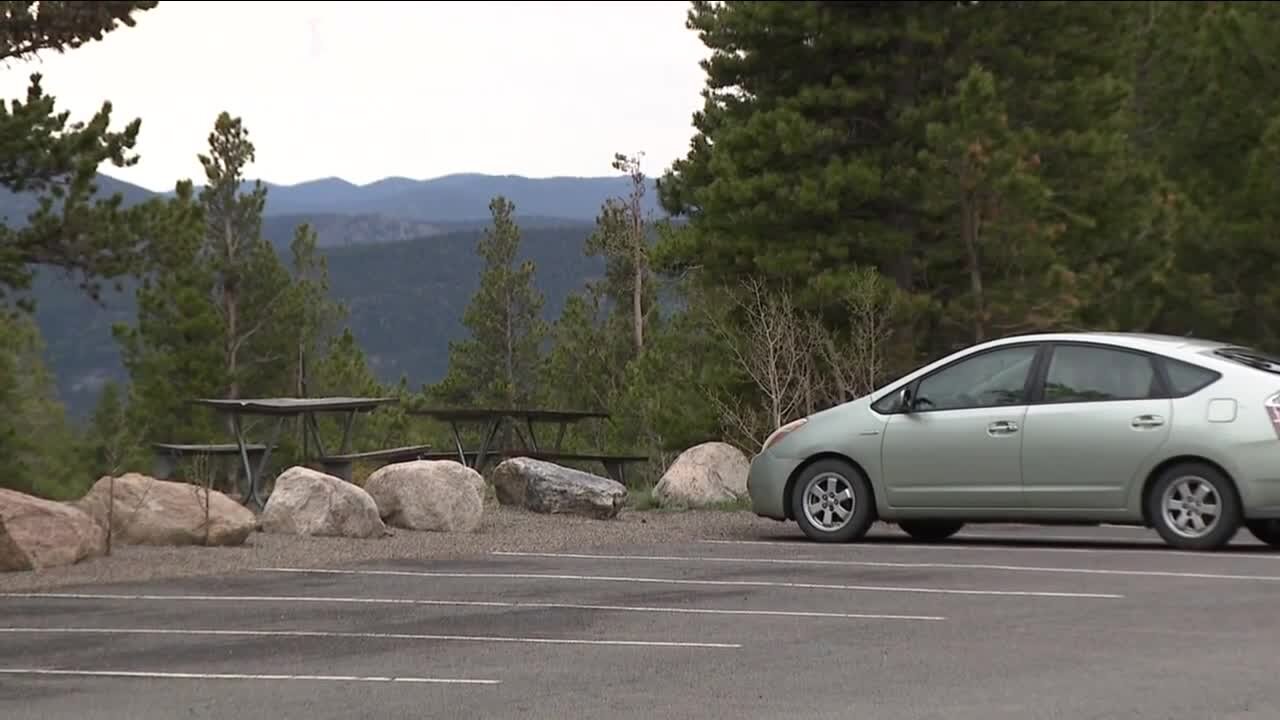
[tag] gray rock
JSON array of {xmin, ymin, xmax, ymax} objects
[
  {"xmin": 492, "ymin": 457, "xmax": 627, "ymax": 520},
  {"xmin": 654, "ymin": 441, "xmax": 751, "ymax": 508},
  {"xmin": 73, "ymin": 473, "xmax": 257, "ymax": 547},
  {"xmin": 260, "ymin": 466, "xmax": 387, "ymax": 539},
  {"xmin": 364, "ymin": 460, "xmax": 484, "ymax": 533}
]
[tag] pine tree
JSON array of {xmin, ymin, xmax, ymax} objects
[
  {"xmin": 432, "ymin": 196, "xmax": 547, "ymax": 407},
  {"xmin": 197, "ymin": 112, "xmax": 296, "ymax": 398},
  {"xmin": 0, "ymin": 309, "xmax": 80, "ymax": 498},
  {"xmin": 112, "ymin": 180, "xmax": 226, "ymax": 444},
  {"xmin": 0, "ymin": 1, "xmax": 159, "ymax": 309}
]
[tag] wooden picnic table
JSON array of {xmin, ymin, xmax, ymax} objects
[
  {"xmin": 187, "ymin": 396, "xmax": 428, "ymax": 508},
  {"xmin": 408, "ymin": 407, "xmax": 646, "ymax": 483}
]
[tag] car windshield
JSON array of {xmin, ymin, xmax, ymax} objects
[{"xmin": 1211, "ymin": 346, "xmax": 1280, "ymax": 374}]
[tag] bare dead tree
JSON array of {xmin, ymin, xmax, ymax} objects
[
  {"xmin": 96, "ymin": 416, "xmax": 148, "ymax": 556},
  {"xmin": 185, "ymin": 453, "xmax": 214, "ymax": 546},
  {"xmin": 587, "ymin": 152, "xmax": 653, "ymax": 356},
  {"xmin": 704, "ymin": 277, "xmax": 818, "ymax": 448},
  {"xmin": 813, "ymin": 269, "xmax": 898, "ymax": 405}
]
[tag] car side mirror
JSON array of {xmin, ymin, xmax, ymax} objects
[{"xmin": 898, "ymin": 387, "xmax": 914, "ymax": 413}]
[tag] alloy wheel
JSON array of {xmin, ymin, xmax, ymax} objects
[
  {"xmin": 801, "ymin": 472, "xmax": 856, "ymax": 532},
  {"xmin": 1160, "ymin": 475, "xmax": 1222, "ymax": 540}
]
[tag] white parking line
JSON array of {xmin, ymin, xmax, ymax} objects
[
  {"xmin": 0, "ymin": 626, "xmax": 740, "ymax": 649},
  {"xmin": 0, "ymin": 668, "xmax": 498, "ymax": 685},
  {"xmin": 254, "ymin": 567, "xmax": 1124, "ymax": 599},
  {"xmin": 492, "ymin": 550, "xmax": 1280, "ymax": 582},
  {"xmin": 700, "ymin": 538, "xmax": 1280, "ymax": 560},
  {"xmin": 0, "ymin": 592, "xmax": 945, "ymax": 622}
]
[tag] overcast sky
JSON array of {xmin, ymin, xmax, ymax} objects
[{"xmin": 0, "ymin": 1, "xmax": 710, "ymax": 192}]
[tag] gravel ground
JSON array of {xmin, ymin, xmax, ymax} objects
[{"xmin": 0, "ymin": 504, "xmax": 789, "ymax": 593}]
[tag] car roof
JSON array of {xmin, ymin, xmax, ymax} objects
[{"xmin": 985, "ymin": 331, "xmax": 1232, "ymax": 355}]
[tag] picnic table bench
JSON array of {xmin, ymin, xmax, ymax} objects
[
  {"xmin": 317, "ymin": 444, "xmax": 434, "ymax": 482},
  {"xmin": 409, "ymin": 408, "xmax": 649, "ymax": 483},
  {"xmin": 189, "ymin": 396, "xmax": 404, "ymax": 509},
  {"xmin": 151, "ymin": 443, "xmax": 273, "ymax": 484}
]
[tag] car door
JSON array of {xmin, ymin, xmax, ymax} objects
[
  {"xmin": 1018, "ymin": 342, "xmax": 1173, "ymax": 510},
  {"xmin": 880, "ymin": 343, "xmax": 1042, "ymax": 509}
]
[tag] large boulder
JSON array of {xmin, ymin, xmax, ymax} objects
[
  {"xmin": 260, "ymin": 466, "xmax": 387, "ymax": 538},
  {"xmin": 653, "ymin": 441, "xmax": 751, "ymax": 507},
  {"xmin": 73, "ymin": 473, "xmax": 257, "ymax": 547},
  {"xmin": 491, "ymin": 457, "xmax": 627, "ymax": 520},
  {"xmin": 0, "ymin": 515, "xmax": 32, "ymax": 572},
  {"xmin": 364, "ymin": 460, "xmax": 484, "ymax": 533},
  {"xmin": 0, "ymin": 488, "xmax": 105, "ymax": 571}
]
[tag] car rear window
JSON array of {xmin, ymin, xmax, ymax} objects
[
  {"xmin": 1211, "ymin": 347, "xmax": 1280, "ymax": 375},
  {"xmin": 1162, "ymin": 359, "xmax": 1221, "ymax": 396}
]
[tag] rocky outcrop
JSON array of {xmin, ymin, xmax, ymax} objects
[
  {"xmin": 491, "ymin": 457, "xmax": 626, "ymax": 520},
  {"xmin": 74, "ymin": 474, "xmax": 257, "ymax": 547},
  {"xmin": 0, "ymin": 514, "xmax": 32, "ymax": 572},
  {"xmin": 260, "ymin": 466, "xmax": 387, "ymax": 538},
  {"xmin": 0, "ymin": 488, "xmax": 105, "ymax": 571},
  {"xmin": 364, "ymin": 460, "xmax": 485, "ymax": 533},
  {"xmin": 653, "ymin": 442, "xmax": 751, "ymax": 507}
]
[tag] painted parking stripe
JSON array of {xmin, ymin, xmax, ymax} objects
[
  {"xmin": 700, "ymin": 538, "xmax": 1280, "ymax": 560},
  {"xmin": 0, "ymin": 626, "xmax": 740, "ymax": 649},
  {"xmin": 492, "ymin": 550, "xmax": 1280, "ymax": 582},
  {"xmin": 254, "ymin": 567, "xmax": 1124, "ymax": 599},
  {"xmin": 0, "ymin": 668, "xmax": 498, "ymax": 685},
  {"xmin": 0, "ymin": 592, "xmax": 945, "ymax": 622}
]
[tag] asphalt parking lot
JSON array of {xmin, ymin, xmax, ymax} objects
[{"xmin": 2, "ymin": 522, "xmax": 1278, "ymax": 720}]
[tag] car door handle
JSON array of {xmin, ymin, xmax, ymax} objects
[
  {"xmin": 987, "ymin": 420, "xmax": 1019, "ymax": 436},
  {"xmin": 1131, "ymin": 414, "xmax": 1166, "ymax": 429}
]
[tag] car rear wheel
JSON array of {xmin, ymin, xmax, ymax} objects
[
  {"xmin": 1147, "ymin": 462, "xmax": 1242, "ymax": 551},
  {"xmin": 791, "ymin": 459, "xmax": 875, "ymax": 543},
  {"xmin": 898, "ymin": 519, "xmax": 965, "ymax": 542},
  {"xmin": 1244, "ymin": 520, "xmax": 1280, "ymax": 548}
]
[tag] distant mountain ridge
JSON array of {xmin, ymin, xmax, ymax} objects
[
  {"xmin": 2, "ymin": 170, "xmax": 663, "ymax": 249},
  {"xmin": 239, "ymin": 172, "xmax": 663, "ymax": 222},
  {"xmin": 8, "ymin": 168, "xmax": 669, "ymax": 418}
]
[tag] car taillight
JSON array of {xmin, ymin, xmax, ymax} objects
[{"xmin": 1267, "ymin": 392, "xmax": 1280, "ymax": 439}]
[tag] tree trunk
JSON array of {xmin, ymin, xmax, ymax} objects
[
  {"xmin": 505, "ymin": 286, "xmax": 515, "ymax": 405},
  {"xmin": 223, "ymin": 217, "xmax": 240, "ymax": 399},
  {"xmin": 631, "ymin": 195, "xmax": 645, "ymax": 353},
  {"xmin": 633, "ymin": 245, "xmax": 644, "ymax": 352}
]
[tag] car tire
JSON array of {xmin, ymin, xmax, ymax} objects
[
  {"xmin": 898, "ymin": 519, "xmax": 965, "ymax": 542},
  {"xmin": 1244, "ymin": 520, "xmax": 1280, "ymax": 548},
  {"xmin": 791, "ymin": 458, "xmax": 875, "ymax": 543},
  {"xmin": 1146, "ymin": 462, "xmax": 1242, "ymax": 551}
]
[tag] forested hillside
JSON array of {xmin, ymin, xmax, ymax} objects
[
  {"xmin": 5, "ymin": 1, "xmax": 1280, "ymax": 503},
  {"xmin": 27, "ymin": 222, "xmax": 605, "ymax": 418}
]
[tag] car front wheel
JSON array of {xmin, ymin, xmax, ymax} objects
[
  {"xmin": 791, "ymin": 459, "xmax": 876, "ymax": 543},
  {"xmin": 1147, "ymin": 462, "xmax": 1242, "ymax": 551}
]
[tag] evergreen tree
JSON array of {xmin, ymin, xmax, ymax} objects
[
  {"xmin": 656, "ymin": 1, "xmax": 1163, "ymax": 358},
  {"xmin": 0, "ymin": 1, "xmax": 159, "ymax": 309},
  {"xmin": 198, "ymin": 112, "xmax": 295, "ymax": 399},
  {"xmin": 0, "ymin": 309, "xmax": 80, "ymax": 498},
  {"xmin": 112, "ymin": 180, "xmax": 226, "ymax": 444},
  {"xmin": 432, "ymin": 196, "xmax": 547, "ymax": 407}
]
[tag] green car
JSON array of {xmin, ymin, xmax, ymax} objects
[{"xmin": 747, "ymin": 332, "xmax": 1280, "ymax": 551}]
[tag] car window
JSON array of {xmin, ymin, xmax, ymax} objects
[
  {"xmin": 913, "ymin": 345, "xmax": 1038, "ymax": 411},
  {"xmin": 1163, "ymin": 359, "xmax": 1220, "ymax": 396},
  {"xmin": 1043, "ymin": 345, "xmax": 1158, "ymax": 403}
]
